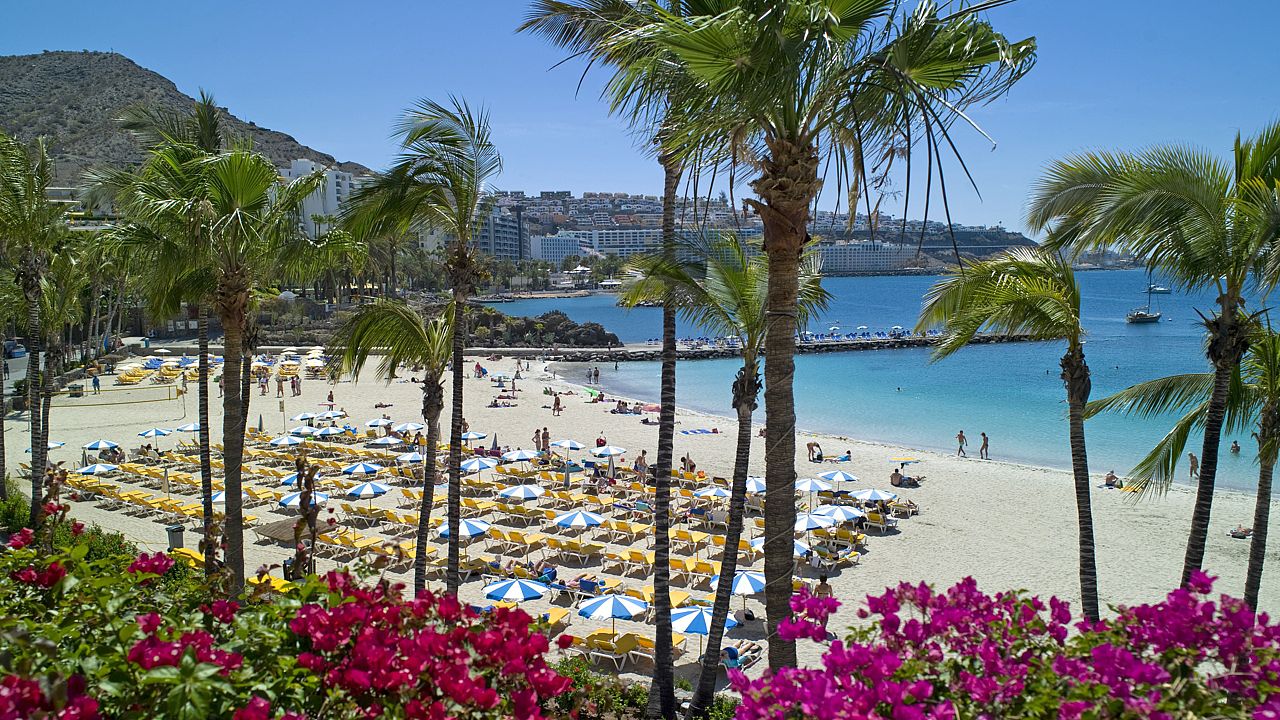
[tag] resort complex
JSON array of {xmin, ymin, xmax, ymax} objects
[{"xmin": 0, "ymin": 2, "xmax": 1278, "ymax": 720}]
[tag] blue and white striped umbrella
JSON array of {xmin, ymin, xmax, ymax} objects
[
  {"xmin": 439, "ymin": 519, "xmax": 491, "ymax": 539},
  {"xmin": 314, "ymin": 427, "xmax": 347, "ymax": 438},
  {"xmin": 83, "ymin": 439, "xmax": 118, "ymax": 450},
  {"xmin": 591, "ymin": 445, "xmax": 627, "ymax": 457},
  {"xmin": 795, "ymin": 513, "xmax": 837, "ymax": 531},
  {"xmin": 716, "ymin": 571, "xmax": 766, "ymax": 596},
  {"xmin": 502, "ymin": 449, "xmax": 541, "ymax": 462},
  {"xmin": 577, "ymin": 594, "xmax": 648, "ymax": 621},
  {"xmin": 460, "ymin": 457, "xmax": 498, "ymax": 473},
  {"xmin": 138, "ymin": 428, "xmax": 172, "ymax": 438},
  {"xmin": 290, "ymin": 412, "xmax": 317, "ymax": 421},
  {"xmin": 817, "ymin": 470, "xmax": 859, "ymax": 484},
  {"xmin": 211, "ymin": 490, "xmax": 248, "ymax": 505},
  {"xmin": 554, "ymin": 509, "xmax": 604, "ymax": 528},
  {"xmin": 289, "ymin": 426, "xmax": 317, "ymax": 436},
  {"xmin": 483, "ymin": 578, "xmax": 548, "ymax": 602},
  {"xmin": 749, "ymin": 537, "xmax": 811, "ymax": 557},
  {"xmin": 670, "ymin": 607, "xmax": 738, "ymax": 635},
  {"xmin": 694, "ymin": 486, "xmax": 731, "ymax": 498},
  {"xmin": 550, "ymin": 439, "xmax": 584, "ymax": 450},
  {"xmin": 279, "ymin": 491, "xmax": 329, "ymax": 508},
  {"xmin": 26, "ymin": 441, "xmax": 65, "ymax": 452},
  {"xmin": 498, "ymin": 484, "xmax": 545, "ymax": 500},
  {"xmin": 175, "ymin": 423, "xmax": 200, "ymax": 432},
  {"xmin": 347, "ymin": 481, "xmax": 390, "ymax": 499},
  {"xmin": 396, "ymin": 451, "xmax": 426, "ymax": 464},
  {"xmin": 746, "ymin": 476, "xmax": 767, "ymax": 494},
  {"xmin": 317, "ymin": 410, "xmax": 347, "ymax": 420},
  {"xmin": 461, "ymin": 431, "xmax": 487, "ymax": 441},
  {"xmin": 796, "ymin": 478, "xmax": 833, "ymax": 493},
  {"xmin": 367, "ymin": 437, "xmax": 400, "ymax": 447},
  {"xmin": 269, "ymin": 435, "xmax": 305, "ymax": 447},
  {"xmin": 393, "ymin": 422, "xmax": 424, "ymax": 433},
  {"xmin": 75, "ymin": 463, "xmax": 117, "ymax": 475},
  {"xmin": 851, "ymin": 488, "xmax": 898, "ymax": 502},
  {"xmin": 815, "ymin": 505, "xmax": 866, "ymax": 522},
  {"xmin": 366, "ymin": 418, "xmax": 394, "ymax": 428},
  {"xmin": 281, "ymin": 473, "xmax": 300, "ymax": 486},
  {"xmin": 342, "ymin": 462, "xmax": 383, "ymax": 476}
]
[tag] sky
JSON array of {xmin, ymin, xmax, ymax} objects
[{"xmin": 4, "ymin": 0, "xmax": 1280, "ymax": 235}]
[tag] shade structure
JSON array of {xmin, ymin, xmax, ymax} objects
[
  {"xmin": 76, "ymin": 463, "xmax": 117, "ymax": 475},
  {"xmin": 347, "ymin": 481, "xmax": 390, "ymax": 499},
  {"xmin": 550, "ymin": 439, "xmax": 584, "ymax": 450},
  {"xmin": 694, "ymin": 486, "xmax": 731, "ymax": 498},
  {"xmin": 745, "ymin": 476, "xmax": 766, "ymax": 494},
  {"xmin": 795, "ymin": 478, "xmax": 833, "ymax": 493},
  {"xmin": 289, "ymin": 426, "xmax": 317, "ymax": 436},
  {"xmin": 279, "ymin": 491, "xmax": 330, "ymax": 508},
  {"xmin": 396, "ymin": 451, "xmax": 426, "ymax": 464},
  {"xmin": 723, "ymin": 571, "xmax": 767, "ymax": 595},
  {"xmin": 591, "ymin": 445, "xmax": 626, "ymax": 458},
  {"xmin": 890, "ymin": 456, "xmax": 920, "ymax": 465},
  {"xmin": 280, "ymin": 473, "xmax": 299, "ymax": 486},
  {"xmin": 210, "ymin": 490, "xmax": 248, "ymax": 505},
  {"xmin": 795, "ymin": 513, "xmax": 837, "ymax": 531},
  {"xmin": 817, "ymin": 470, "xmax": 859, "ymax": 483},
  {"xmin": 460, "ymin": 431, "xmax": 487, "ymax": 441},
  {"xmin": 498, "ymin": 484, "xmax": 544, "ymax": 500},
  {"xmin": 367, "ymin": 437, "xmax": 400, "ymax": 447},
  {"xmin": 366, "ymin": 418, "xmax": 394, "ymax": 428},
  {"xmin": 290, "ymin": 412, "xmax": 318, "ymax": 421},
  {"xmin": 314, "ymin": 427, "xmax": 347, "ymax": 438},
  {"xmin": 152, "ymin": 348, "xmax": 171, "ymax": 355},
  {"xmin": 26, "ymin": 441, "xmax": 66, "ymax": 452},
  {"xmin": 815, "ymin": 505, "xmax": 866, "ymax": 522},
  {"xmin": 82, "ymin": 440, "xmax": 118, "ymax": 450},
  {"xmin": 483, "ymin": 579, "xmax": 548, "ymax": 602},
  {"xmin": 393, "ymin": 422, "xmax": 424, "ymax": 433},
  {"xmin": 138, "ymin": 428, "xmax": 172, "ymax": 438},
  {"xmin": 269, "ymin": 435, "xmax": 305, "ymax": 447},
  {"xmin": 342, "ymin": 462, "xmax": 383, "ymax": 476},
  {"xmin": 317, "ymin": 410, "xmax": 347, "ymax": 420},
  {"xmin": 670, "ymin": 606, "xmax": 738, "ymax": 635},
  {"xmin": 502, "ymin": 449, "xmax": 540, "ymax": 462},
  {"xmin": 749, "ymin": 537, "xmax": 811, "ymax": 557},
  {"xmin": 851, "ymin": 488, "xmax": 899, "ymax": 502},
  {"xmin": 439, "ymin": 519, "xmax": 490, "ymax": 539},
  {"xmin": 175, "ymin": 423, "xmax": 200, "ymax": 432},
  {"xmin": 554, "ymin": 509, "xmax": 604, "ymax": 528},
  {"xmin": 577, "ymin": 594, "xmax": 648, "ymax": 623},
  {"xmin": 460, "ymin": 457, "xmax": 498, "ymax": 473}
]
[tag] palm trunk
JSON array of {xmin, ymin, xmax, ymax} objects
[
  {"xmin": 0, "ymin": 355, "xmax": 7, "ymax": 503},
  {"xmin": 1245, "ymin": 402, "xmax": 1278, "ymax": 609},
  {"xmin": 217, "ymin": 283, "xmax": 249, "ymax": 594},
  {"xmin": 689, "ymin": 363, "xmax": 757, "ymax": 717},
  {"xmin": 24, "ymin": 279, "xmax": 45, "ymax": 529},
  {"xmin": 415, "ymin": 381, "xmax": 444, "ymax": 595},
  {"xmin": 1061, "ymin": 345, "xmax": 1099, "ymax": 622},
  {"xmin": 1183, "ymin": 363, "xmax": 1234, "ymax": 584},
  {"xmin": 647, "ymin": 156, "xmax": 680, "ymax": 720},
  {"xmin": 197, "ymin": 308, "xmax": 215, "ymax": 576},
  {"xmin": 446, "ymin": 290, "xmax": 467, "ymax": 593}
]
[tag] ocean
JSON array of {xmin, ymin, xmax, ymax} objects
[{"xmin": 502, "ymin": 269, "xmax": 1268, "ymax": 494}]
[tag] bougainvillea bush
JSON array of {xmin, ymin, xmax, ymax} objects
[
  {"xmin": 0, "ymin": 529, "xmax": 577, "ymax": 719},
  {"xmin": 733, "ymin": 574, "xmax": 1280, "ymax": 720}
]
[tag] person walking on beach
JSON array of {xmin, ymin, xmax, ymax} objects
[
  {"xmin": 276, "ymin": 376, "xmax": 285, "ymax": 398},
  {"xmin": 1188, "ymin": 452, "xmax": 1199, "ymax": 480},
  {"xmin": 956, "ymin": 430, "xmax": 968, "ymax": 457},
  {"xmin": 552, "ymin": 393, "xmax": 562, "ymax": 416},
  {"xmin": 541, "ymin": 427, "xmax": 550, "ymax": 455},
  {"xmin": 91, "ymin": 372, "xmax": 101, "ymax": 395},
  {"xmin": 634, "ymin": 449, "xmax": 648, "ymax": 477},
  {"xmin": 979, "ymin": 432, "xmax": 989, "ymax": 460}
]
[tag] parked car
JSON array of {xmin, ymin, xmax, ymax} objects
[{"xmin": 4, "ymin": 340, "xmax": 26, "ymax": 358}]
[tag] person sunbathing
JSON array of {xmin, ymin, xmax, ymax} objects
[{"xmin": 1230, "ymin": 525, "xmax": 1253, "ymax": 539}]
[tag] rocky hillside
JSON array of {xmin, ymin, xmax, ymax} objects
[{"xmin": 0, "ymin": 50, "xmax": 369, "ymax": 181}]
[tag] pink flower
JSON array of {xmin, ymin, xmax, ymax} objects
[
  {"xmin": 126, "ymin": 552, "xmax": 174, "ymax": 577},
  {"xmin": 232, "ymin": 696, "xmax": 271, "ymax": 720},
  {"xmin": 70, "ymin": 522, "xmax": 85, "ymax": 536},
  {"xmin": 136, "ymin": 613, "xmax": 163, "ymax": 635},
  {"xmin": 6, "ymin": 528, "xmax": 34, "ymax": 549},
  {"xmin": 201, "ymin": 600, "xmax": 240, "ymax": 625}
]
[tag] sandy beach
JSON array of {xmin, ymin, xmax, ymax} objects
[{"xmin": 9, "ymin": 351, "xmax": 1276, "ymax": 680}]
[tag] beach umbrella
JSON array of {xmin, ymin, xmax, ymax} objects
[
  {"xmin": 175, "ymin": 423, "xmax": 200, "ymax": 432},
  {"xmin": 749, "ymin": 537, "xmax": 811, "ymax": 557},
  {"xmin": 368, "ymin": 437, "xmax": 400, "ymax": 447},
  {"xmin": 393, "ymin": 422, "xmax": 424, "ymax": 433},
  {"xmin": 498, "ymin": 484, "xmax": 545, "ymax": 500},
  {"xmin": 26, "ymin": 441, "xmax": 66, "ymax": 452},
  {"xmin": 671, "ymin": 606, "xmax": 738, "ymax": 636},
  {"xmin": 138, "ymin": 428, "xmax": 172, "ymax": 439},
  {"xmin": 314, "ymin": 427, "xmax": 347, "ymax": 438},
  {"xmin": 795, "ymin": 513, "xmax": 836, "ymax": 532},
  {"xmin": 304, "ymin": 358, "xmax": 325, "ymax": 368},
  {"xmin": 795, "ymin": 478, "xmax": 832, "ymax": 493},
  {"xmin": 815, "ymin": 505, "xmax": 865, "ymax": 523},
  {"xmin": 269, "ymin": 435, "xmax": 305, "ymax": 447},
  {"xmin": 153, "ymin": 348, "xmax": 171, "ymax": 355},
  {"xmin": 439, "ymin": 519, "xmax": 491, "ymax": 539},
  {"xmin": 280, "ymin": 491, "xmax": 329, "ymax": 508},
  {"xmin": 461, "ymin": 431, "xmax": 487, "ymax": 442},
  {"xmin": 591, "ymin": 445, "xmax": 626, "ymax": 458},
  {"xmin": 366, "ymin": 418, "xmax": 394, "ymax": 428},
  {"xmin": 396, "ymin": 451, "xmax": 426, "ymax": 464},
  {"xmin": 347, "ymin": 481, "xmax": 390, "ymax": 499},
  {"xmin": 281, "ymin": 473, "xmax": 299, "ymax": 486},
  {"xmin": 745, "ymin": 476, "xmax": 766, "ymax": 494},
  {"xmin": 577, "ymin": 595, "xmax": 648, "ymax": 633},
  {"xmin": 342, "ymin": 462, "xmax": 383, "ymax": 476},
  {"xmin": 483, "ymin": 579, "xmax": 548, "ymax": 603},
  {"xmin": 502, "ymin": 448, "xmax": 540, "ymax": 463},
  {"xmin": 554, "ymin": 509, "xmax": 604, "ymax": 529},
  {"xmin": 318, "ymin": 410, "xmax": 347, "ymax": 420},
  {"xmin": 291, "ymin": 412, "xmax": 318, "ymax": 421},
  {"xmin": 82, "ymin": 440, "xmax": 118, "ymax": 451},
  {"xmin": 890, "ymin": 456, "xmax": 920, "ymax": 465},
  {"xmin": 712, "ymin": 570, "xmax": 766, "ymax": 596},
  {"xmin": 281, "ymin": 346, "xmax": 299, "ymax": 353},
  {"xmin": 694, "ymin": 486, "xmax": 731, "ymax": 498},
  {"xmin": 851, "ymin": 488, "xmax": 898, "ymax": 502},
  {"xmin": 289, "ymin": 426, "xmax": 317, "ymax": 436},
  {"xmin": 210, "ymin": 490, "xmax": 248, "ymax": 505},
  {"xmin": 75, "ymin": 464, "xmax": 117, "ymax": 475},
  {"xmin": 460, "ymin": 457, "xmax": 498, "ymax": 473},
  {"xmin": 550, "ymin": 439, "xmax": 584, "ymax": 450},
  {"xmin": 817, "ymin": 470, "xmax": 859, "ymax": 484}
]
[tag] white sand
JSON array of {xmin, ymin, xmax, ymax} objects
[{"xmin": 8, "ymin": 353, "xmax": 1277, "ymax": 679}]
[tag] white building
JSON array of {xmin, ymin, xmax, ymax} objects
[
  {"xmin": 818, "ymin": 240, "xmax": 917, "ymax": 274},
  {"xmin": 415, "ymin": 207, "xmax": 528, "ymax": 261},
  {"xmin": 280, "ymin": 159, "xmax": 360, "ymax": 238},
  {"xmin": 530, "ymin": 234, "xmax": 590, "ymax": 266}
]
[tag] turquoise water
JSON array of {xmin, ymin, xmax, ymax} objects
[{"xmin": 504, "ymin": 270, "xmax": 1267, "ymax": 494}]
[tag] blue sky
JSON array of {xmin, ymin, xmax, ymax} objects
[{"xmin": 4, "ymin": 1, "xmax": 1279, "ymax": 234}]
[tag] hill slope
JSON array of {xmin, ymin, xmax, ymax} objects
[{"xmin": 0, "ymin": 50, "xmax": 369, "ymax": 181}]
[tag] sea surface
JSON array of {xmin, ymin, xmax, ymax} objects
[{"xmin": 503, "ymin": 269, "xmax": 1270, "ymax": 494}]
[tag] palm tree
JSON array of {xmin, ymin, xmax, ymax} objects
[
  {"xmin": 1028, "ymin": 121, "xmax": 1280, "ymax": 585},
  {"xmin": 330, "ymin": 300, "xmax": 452, "ymax": 595},
  {"xmin": 1085, "ymin": 321, "xmax": 1280, "ymax": 610},
  {"xmin": 0, "ymin": 132, "xmax": 68, "ymax": 529},
  {"xmin": 917, "ymin": 247, "xmax": 1100, "ymax": 621},
  {"xmin": 625, "ymin": 234, "xmax": 828, "ymax": 717},
  {"xmin": 344, "ymin": 98, "xmax": 501, "ymax": 594},
  {"xmin": 623, "ymin": 2, "xmax": 1034, "ymax": 666}
]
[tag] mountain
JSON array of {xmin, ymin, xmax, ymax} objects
[{"xmin": 0, "ymin": 50, "xmax": 370, "ymax": 181}]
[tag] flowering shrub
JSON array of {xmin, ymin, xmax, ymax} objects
[
  {"xmin": 734, "ymin": 574, "xmax": 1280, "ymax": 719},
  {"xmin": 0, "ymin": 535, "xmax": 578, "ymax": 719}
]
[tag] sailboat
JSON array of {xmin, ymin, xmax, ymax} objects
[{"xmin": 1127, "ymin": 283, "xmax": 1162, "ymax": 324}]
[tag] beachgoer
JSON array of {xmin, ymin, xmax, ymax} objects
[
  {"xmin": 462, "ymin": 418, "xmax": 470, "ymax": 434},
  {"xmin": 681, "ymin": 454, "xmax": 696, "ymax": 474},
  {"xmin": 1231, "ymin": 440, "xmax": 1241, "ymax": 454},
  {"xmin": 218, "ymin": 376, "xmax": 224, "ymax": 398},
  {"xmin": 531, "ymin": 429, "xmax": 541, "ymax": 452},
  {"xmin": 633, "ymin": 450, "xmax": 648, "ymax": 476},
  {"xmin": 541, "ymin": 428, "xmax": 550, "ymax": 454},
  {"xmin": 1104, "ymin": 470, "xmax": 1119, "ymax": 488},
  {"xmin": 956, "ymin": 430, "xmax": 968, "ymax": 457},
  {"xmin": 720, "ymin": 646, "xmax": 741, "ymax": 669},
  {"xmin": 979, "ymin": 432, "xmax": 989, "ymax": 460},
  {"xmin": 814, "ymin": 574, "xmax": 833, "ymax": 599},
  {"xmin": 276, "ymin": 376, "xmax": 285, "ymax": 398},
  {"xmin": 552, "ymin": 394, "xmax": 562, "ymax": 416},
  {"xmin": 890, "ymin": 467, "xmax": 903, "ymax": 487},
  {"xmin": 91, "ymin": 373, "xmax": 101, "ymax": 395},
  {"xmin": 1188, "ymin": 452, "xmax": 1199, "ymax": 480},
  {"xmin": 1231, "ymin": 524, "xmax": 1253, "ymax": 539},
  {"xmin": 327, "ymin": 390, "xmax": 334, "ymax": 404},
  {"xmin": 835, "ymin": 449, "xmax": 851, "ymax": 462},
  {"xmin": 596, "ymin": 433, "xmax": 606, "ymax": 448}
]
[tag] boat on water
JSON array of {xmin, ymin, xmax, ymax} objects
[
  {"xmin": 1146, "ymin": 283, "xmax": 1172, "ymax": 294},
  {"xmin": 1127, "ymin": 284, "xmax": 1162, "ymax": 323}
]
